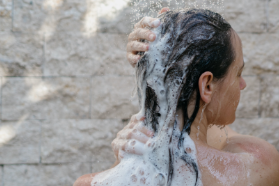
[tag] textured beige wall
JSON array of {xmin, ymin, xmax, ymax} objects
[{"xmin": 0, "ymin": 0, "xmax": 278, "ymax": 185}]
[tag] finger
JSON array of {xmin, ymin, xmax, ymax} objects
[
  {"xmin": 158, "ymin": 7, "xmax": 170, "ymax": 14},
  {"xmin": 117, "ymin": 128, "xmax": 131, "ymax": 140},
  {"xmin": 128, "ymin": 28, "xmax": 156, "ymax": 42},
  {"xmin": 130, "ymin": 115, "xmax": 139, "ymax": 126},
  {"xmin": 134, "ymin": 17, "xmax": 161, "ymax": 29},
  {"xmin": 128, "ymin": 114, "xmax": 145, "ymax": 128},
  {"xmin": 112, "ymin": 139, "xmax": 127, "ymax": 159},
  {"xmin": 127, "ymin": 53, "xmax": 140, "ymax": 67},
  {"xmin": 118, "ymin": 150, "xmax": 126, "ymax": 160},
  {"xmin": 127, "ymin": 41, "xmax": 149, "ymax": 53},
  {"xmin": 125, "ymin": 140, "xmax": 145, "ymax": 155},
  {"xmin": 136, "ymin": 125, "xmax": 154, "ymax": 137},
  {"xmin": 128, "ymin": 128, "xmax": 150, "ymax": 144}
]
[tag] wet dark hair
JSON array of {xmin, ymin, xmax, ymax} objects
[
  {"xmin": 138, "ymin": 8, "xmax": 234, "ymax": 135},
  {"xmin": 136, "ymin": 9, "xmax": 234, "ymax": 186}
]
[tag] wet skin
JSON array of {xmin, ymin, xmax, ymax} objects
[{"xmin": 74, "ymin": 8, "xmax": 279, "ymax": 186}]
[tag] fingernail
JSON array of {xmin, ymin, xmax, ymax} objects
[
  {"xmin": 151, "ymin": 19, "xmax": 160, "ymax": 27},
  {"xmin": 149, "ymin": 34, "xmax": 155, "ymax": 41}
]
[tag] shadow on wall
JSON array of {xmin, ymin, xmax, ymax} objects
[{"xmin": 0, "ymin": 0, "xmax": 279, "ymax": 185}]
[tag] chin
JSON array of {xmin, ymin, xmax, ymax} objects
[
  {"xmin": 215, "ymin": 114, "xmax": 235, "ymax": 125},
  {"xmin": 224, "ymin": 114, "xmax": 236, "ymax": 125}
]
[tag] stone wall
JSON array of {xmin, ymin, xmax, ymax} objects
[{"xmin": 0, "ymin": 0, "xmax": 278, "ymax": 185}]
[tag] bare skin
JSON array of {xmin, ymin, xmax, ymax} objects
[{"xmin": 74, "ymin": 8, "xmax": 279, "ymax": 186}]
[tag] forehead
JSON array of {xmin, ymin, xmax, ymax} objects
[{"xmin": 231, "ymin": 30, "xmax": 244, "ymax": 67}]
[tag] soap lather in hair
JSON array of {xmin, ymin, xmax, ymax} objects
[{"xmin": 74, "ymin": 8, "xmax": 279, "ymax": 186}]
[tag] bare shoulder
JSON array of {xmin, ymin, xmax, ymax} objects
[
  {"xmin": 224, "ymin": 135, "xmax": 279, "ymax": 165},
  {"xmin": 73, "ymin": 173, "xmax": 98, "ymax": 186},
  {"xmin": 223, "ymin": 134, "xmax": 279, "ymax": 185}
]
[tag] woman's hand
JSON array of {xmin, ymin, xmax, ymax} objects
[
  {"xmin": 127, "ymin": 7, "xmax": 170, "ymax": 67},
  {"xmin": 111, "ymin": 115, "xmax": 154, "ymax": 166}
]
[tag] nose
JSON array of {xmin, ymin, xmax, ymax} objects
[{"xmin": 240, "ymin": 77, "xmax": 246, "ymax": 90}]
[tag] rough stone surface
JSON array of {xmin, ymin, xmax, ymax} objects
[
  {"xmin": 3, "ymin": 163, "xmax": 90, "ymax": 186},
  {"xmin": 44, "ymin": 33, "xmax": 133, "ymax": 76},
  {"xmin": 92, "ymin": 160, "xmax": 114, "ymax": 174},
  {"xmin": 41, "ymin": 163, "xmax": 91, "ymax": 186},
  {"xmin": 13, "ymin": 0, "xmax": 91, "ymax": 34},
  {"xmin": 96, "ymin": 0, "xmax": 268, "ymax": 34},
  {"xmin": 41, "ymin": 119, "xmax": 124, "ymax": 163},
  {"xmin": 0, "ymin": 33, "xmax": 43, "ymax": 76},
  {"xmin": 0, "ymin": 120, "xmax": 40, "ymax": 164},
  {"xmin": 260, "ymin": 76, "xmax": 279, "ymax": 117},
  {"xmin": 239, "ymin": 33, "xmax": 279, "ymax": 76},
  {"xmin": 0, "ymin": 166, "xmax": 2, "ymax": 186},
  {"xmin": 3, "ymin": 165, "xmax": 43, "ymax": 186},
  {"xmin": 231, "ymin": 118, "xmax": 279, "ymax": 151},
  {"xmin": 269, "ymin": 0, "xmax": 279, "ymax": 33},
  {"xmin": 0, "ymin": 0, "xmax": 12, "ymax": 32},
  {"xmin": 235, "ymin": 76, "xmax": 260, "ymax": 118},
  {"xmin": 1, "ymin": 0, "xmax": 279, "ymax": 185},
  {"xmin": 0, "ymin": 77, "xmax": 2, "ymax": 119},
  {"xmin": 2, "ymin": 77, "xmax": 90, "ymax": 120},
  {"xmin": 91, "ymin": 76, "xmax": 139, "ymax": 119},
  {"xmin": 220, "ymin": 0, "xmax": 267, "ymax": 33}
]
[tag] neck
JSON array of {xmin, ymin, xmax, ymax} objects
[{"xmin": 176, "ymin": 104, "xmax": 209, "ymax": 144}]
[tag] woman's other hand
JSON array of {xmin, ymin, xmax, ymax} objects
[
  {"xmin": 127, "ymin": 7, "xmax": 170, "ymax": 67},
  {"xmin": 111, "ymin": 115, "xmax": 154, "ymax": 166}
]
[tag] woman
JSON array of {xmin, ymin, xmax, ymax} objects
[{"xmin": 74, "ymin": 8, "xmax": 279, "ymax": 186}]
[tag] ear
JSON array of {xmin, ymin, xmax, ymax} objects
[{"xmin": 198, "ymin": 71, "xmax": 214, "ymax": 103}]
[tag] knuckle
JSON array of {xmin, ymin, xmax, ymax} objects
[
  {"xmin": 117, "ymin": 132, "xmax": 122, "ymax": 138},
  {"xmin": 138, "ymin": 28, "xmax": 145, "ymax": 37},
  {"xmin": 136, "ymin": 28, "xmax": 142, "ymax": 35},
  {"xmin": 127, "ymin": 131, "xmax": 133, "ymax": 139},
  {"xmin": 128, "ymin": 32, "xmax": 135, "ymax": 41},
  {"xmin": 131, "ymin": 115, "xmax": 137, "ymax": 121},
  {"xmin": 123, "ymin": 141, "xmax": 128, "ymax": 150},
  {"xmin": 139, "ymin": 18, "xmax": 145, "ymax": 26},
  {"xmin": 131, "ymin": 41, "xmax": 136, "ymax": 49},
  {"xmin": 145, "ymin": 30, "xmax": 152, "ymax": 38},
  {"xmin": 141, "ymin": 44, "xmax": 147, "ymax": 50},
  {"xmin": 132, "ymin": 128, "xmax": 138, "ymax": 133}
]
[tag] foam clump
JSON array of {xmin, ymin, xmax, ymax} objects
[{"xmin": 91, "ymin": 13, "xmax": 202, "ymax": 186}]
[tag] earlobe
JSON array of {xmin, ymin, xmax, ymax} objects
[{"xmin": 199, "ymin": 72, "xmax": 214, "ymax": 104}]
